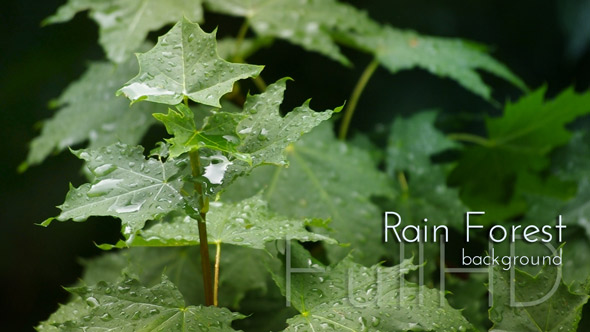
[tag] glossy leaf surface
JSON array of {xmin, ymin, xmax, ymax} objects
[
  {"xmin": 26, "ymin": 58, "xmax": 160, "ymax": 168},
  {"xmin": 341, "ymin": 25, "xmax": 527, "ymax": 100},
  {"xmin": 386, "ymin": 111, "xmax": 466, "ymax": 231},
  {"xmin": 57, "ymin": 277, "xmax": 243, "ymax": 331},
  {"xmin": 45, "ymin": 0, "xmax": 203, "ymax": 63},
  {"xmin": 275, "ymin": 245, "xmax": 473, "ymax": 331},
  {"xmin": 204, "ymin": 0, "xmax": 377, "ymax": 64},
  {"xmin": 450, "ymin": 87, "xmax": 590, "ymax": 218},
  {"xmin": 225, "ymin": 123, "xmax": 393, "ymax": 264},
  {"xmin": 105, "ymin": 195, "xmax": 334, "ymax": 249},
  {"xmin": 45, "ymin": 143, "xmax": 189, "ymax": 241},
  {"xmin": 118, "ymin": 18, "xmax": 263, "ymax": 106},
  {"xmin": 490, "ymin": 265, "xmax": 589, "ymax": 332}
]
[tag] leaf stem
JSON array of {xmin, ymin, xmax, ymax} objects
[
  {"xmin": 189, "ymin": 150, "xmax": 214, "ymax": 306},
  {"xmin": 214, "ymin": 242, "xmax": 221, "ymax": 307},
  {"xmin": 251, "ymin": 75, "xmax": 268, "ymax": 92},
  {"xmin": 397, "ymin": 171, "xmax": 409, "ymax": 193},
  {"xmin": 234, "ymin": 19, "xmax": 250, "ymax": 58},
  {"xmin": 338, "ymin": 58, "xmax": 380, "ymax": 140},
  {"xmin": 232, "ymin": 19, "xmax": 267, "ymax": 93},
  {"xmin": 447, "ymin": 133, "xmax": 493, "ymax": 147}
]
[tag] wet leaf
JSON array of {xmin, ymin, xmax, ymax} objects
[
  {"xmin": 105, "ymin": 195, "xmax": 334, "ymax": 249},
  {"xmin": 450, "ymin": 87, "xmax": 590, "ymax": 219},
  {"xmin": 273, "ymin": 245, "xmax": 473, "ymax": 331},
  {"xmin": 81, "ymin": 245, "xmax": 271, "ymax": 309},
  {"xmin": 44, "ymin": 0, "xmax": 203, "ymax": 63},
  {"xmin": 204, "ymin": 0, "xmax": 378, "ymax": 65},
  {"xmin": 36, "ymin": 298, "xmax": 89, "ymax": 332},
  {"xmin": 44, "ymin": 0, "xmax": 202, "ymax": 64},
  {"xmin": 25, "ymin": 57, "xmax": 161, "ymax": 168},
  {"xmin": 44, "ymin": 143, "xmax": 189, "ymax": 241},
  {"xmin": 550, "ymin": 131, "xmax": 590, "ymax": 240},
  {"xmin": 155, "ymin": 79, "xmax": 339, "ymax": 197},
  {"xmin": 340, "ymin": 25, "xmax": 527, "ymax": 100},
  {"xmin": 224, "ymin": 123, "xmax": 393, "ymax": 265},
  {"xmin": 118, "ymin": 18, "xmax": 263, "ymax": 106},
  {"xmin": 490, "ymin": 265, "xmax": 589, "ymax": 332},
  {"xmin": 53, "ymin": 277, "xmax": 243, "ymax": 331},
  {"xmin": 233, "ymin": 78, "xmax": 339, "ymax": 167},
  {"xmin": 153, "ymin": 103, "xmax": 248, "ymax": 159},
  {"xmin": 81, "ymin": 247, "xmax": 203, "ymax": 306},
  {"xmin": 386, "ymin": 111, "xmax": 466, "ymax": 232}
]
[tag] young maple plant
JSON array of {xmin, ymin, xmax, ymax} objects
[{"xmin": 28, "ymin": 1, "xmax": 590, "ymax": 331}]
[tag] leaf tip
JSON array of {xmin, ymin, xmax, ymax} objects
[
  {"xmin": 38, "ymin": 217, "xmax": 55, "ymax": 227},
  {"xmin": 17, "ymin": 161, "xmax": 29, "ymax": 173},
  {"xmin": 333, "ymin": 104, "xmax": 345, "ymax": 113},
  {"xmin": 95, "ymin": 241, "xmax": 124, "ymax": 250},
  {"xmin": 277, "ymin": 76, "xmax": 294, "ymax": 84},
  {"xmin": 40, "ymin": 17, "xmax": 53, "ymax": 27},
  {"xmin": 181, "ymin": 15, "xmax": 197, "ymax": 26}
]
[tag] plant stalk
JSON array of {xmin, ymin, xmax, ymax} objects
[
  {"xmin": 338, "ymin": 58, "xmax": 380, "ymax": 140},
  {"xmin": 232, "ymin": 19, "xmax": 267, "ymax": 92},
  {"xmin": 189, "ymin": 149, "xmax": 214, "ymax": 306},
  {"xmin": 447, "ymin": 133, "xmax": 493, "ymax": 147},
  {"xmin": 251, "ymin": 75, "xmax": 268, "ymax": 92},
  {"xmin": 234, "ymin": 19, "xmax": 250, "ymax": 58},
  {"xmin": 397, "ymin": 171, "xmax": 409, "ymax": 193},
  {"xmin": 214, "ymin": 242, "xmax": 221, "ymax": 306}
]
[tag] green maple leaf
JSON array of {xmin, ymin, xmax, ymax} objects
[
  {"xmin": 203, "ymin": 0, "xmax": 378, "ymax": 65},
  {"xmin": 560, "ymin": 234, "xmax": 590, "ymax": 289},
  {"xmin": 489, "ymin": 265, "xmax": 589, "ymax": 332},
  {"xmin": 386, "ymin": 111, "xmax": 457, "ymax": 175},
  {"xmin": 103, "ymin": 195, "xmax": 334, "ymax": 249},
  {"xmin": 274, "ymin": 245, "xmax": 473, "ymax": 331},
  {"xmin": 36, "ymin": 298, "xmax": 89, "ymax": 332},
  {"xmin": 233, "ymin": 78, "xmax": 339, "ymax": 167},
  {"xmin": 340, "ymin": 25, "xmax": 526, "ymax": 100},
  {"xmin": 118, "ymin": 18, "xmax": 263, "ymax": 106},
  {"xmin": 450, "ymin": 87, "xmax": 590, "ymax": 218},
  {"xmin": 224, "ymin": 123, "xmax": 394, "ymax": 265},
  {"xmin": 506, "ymin": 131, "xmax": 590, "ymax": 285},
  {"xmin": 51, "ymin": 277, "xmax": 243, "ymax": 331},
  {"xmin": 153, "ymin": 78, "xmax": 339, "ymax": 196},
  {"xmin": 560, "ymin": 180, "xmax": 590, "ymax": 241},
  {"xmin": 43, "ymin": 143, "xmax": 189, "ymax": 240},
  {"xmin": 153, "ymin": 103, "xmax": 249, "ymax": 160},
  {"xmin": 386, "ymin": 111, "xmax": 466, "ymax": 231},
  {"xmin": 552, "ymin": 131, "xmax": 590, "ymax": 182},
  {"xmin": 44, "ymin": 0, "xmax": 203, "ymax": 63},
  {"xmin": 548, "ymin": 131, "xmax": 590, "ymax": 240},
  {"xmin": 24, "ymin": 57, "xmax": 161, "ymax": 169},
  {"xmin": 80, "ymin": 245, "xmax": 269, "ymax": 308},
  {"xmin": 81, "ymin": 247, "xmax": 204, "ymax": 306}
]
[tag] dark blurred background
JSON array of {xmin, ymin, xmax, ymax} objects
[{"xmin": 1, "ymin": 0, "xmax": 589, "ymax": 330}]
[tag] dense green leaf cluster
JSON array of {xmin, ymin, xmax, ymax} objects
[{"xmin": 28, "ymin": 0, "xmax": 590, "ymax": 331}]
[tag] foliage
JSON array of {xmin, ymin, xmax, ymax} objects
[
  {"xmin": 490, "ymin": 265, "xmax": 589, "ymax": 331},
  {"xmin": 117, "ymin": 17, "xmax": 263, "ymax": 106},
  {"xmin": 23, "ymin": 55, "xmax": 162, "ymax": 169},
  {"xmin": 42, "ymin": 276, "xmax": 244, "ymax": 331},
  {"xmin": 274, "ymin": 244, "xmax": 473, "ymax": 331},
  {"xmin": 28, "ymin": 0, "xmax": 590, "ymax": 331},
  {"xmin": 450, "ymin": 87, "xmax": 590, "ymax": 221},
  {"xmin": 44, "ymin": 0, "xmax": 204, "ymax": 63}
]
